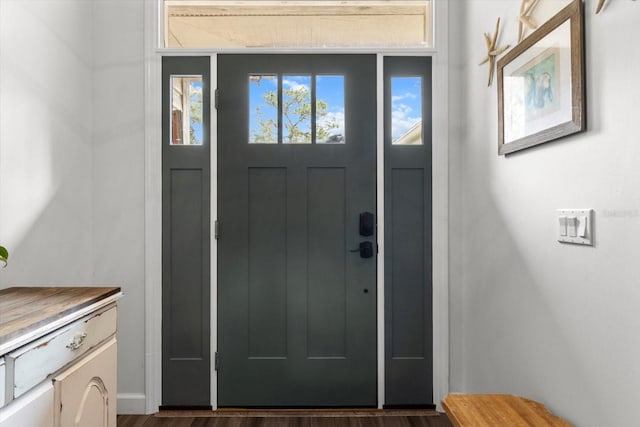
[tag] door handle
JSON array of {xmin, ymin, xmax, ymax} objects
[
  {"xmin": 350, "ymin": 241, "xmax": 374, "ymax": 258},
  {"xmin": 359, "ymin": 212, "xmax": 374, "ymax": 236}
]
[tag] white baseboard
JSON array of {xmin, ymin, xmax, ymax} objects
[{"xmin": 117, "ymin": 393, "xmax": 147, "ymax": 414}]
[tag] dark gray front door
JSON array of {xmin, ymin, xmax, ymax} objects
[{"xmin": 217, "ymin": 54, "xmax": 377, "ymax": 407}]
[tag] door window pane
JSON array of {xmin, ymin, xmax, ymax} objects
[
  {"xmin": 391, "ymin": 77, "xmax": 422, "ymax": 145},
  {"xmin": 249, "ymin": 75, "xmax": 278, "ymax": 144},
  {"xmin": 282, "ymin": 75, "xmax": 312, "ymax": 144},
  {"xmin": 171, "ymin": 76, "xmax": 203, "ymax": 145},
  {"xmin": 316, "ymin": 76, "xmax": 345, "ymax": 144}
]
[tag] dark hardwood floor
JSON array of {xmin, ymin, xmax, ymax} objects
[{"xmin": 117, "ymin": 411, "xmax": 453, "ymax": 427}]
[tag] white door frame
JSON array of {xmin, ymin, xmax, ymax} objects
[{"xmin": 143, "ymin": 0, "xmax": 449, "ymax": 414}]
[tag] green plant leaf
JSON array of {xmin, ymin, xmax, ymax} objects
[{"xmin": 0, "ymin": 245, "xmax": 8, "ymax": 267}]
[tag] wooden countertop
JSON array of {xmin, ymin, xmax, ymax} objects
[
  {"xmin": 0, "ymin": 287, "xmax": 121, "ymax": 353},
  {"xmin": 443, "ymin": 394, "xmax": 572, "ymax": 427}
]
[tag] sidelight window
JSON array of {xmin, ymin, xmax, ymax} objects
[
  {"xmin": 391, "ymin": 76, "xmax": 423, "ymax": 145},
  {"xmin": 170, "ymin": 76, "xmax": 203, "ymax": 145}
]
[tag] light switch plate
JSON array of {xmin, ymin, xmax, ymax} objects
[{"xmin": 557, "ymin": 209, "xmax": 593, "ymax": 246}]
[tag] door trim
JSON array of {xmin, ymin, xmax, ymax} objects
[
  {"xmin": 375, "ymin": 54, "xmax": 385, "ymax": 410},
  {"xmin": 210, "ymin": 54, "xmax": 219, "ymax": 411},
  {"xmin": 143, "ymin": 0, "xmax": 449, "ymax": 414}
]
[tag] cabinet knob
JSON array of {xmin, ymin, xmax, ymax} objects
[{"xmin": 66, "ymin": 333, "xmax": 88, "ymax": 350}]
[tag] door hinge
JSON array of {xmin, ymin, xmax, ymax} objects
[
  {"xmin": 214, "ymin": 220, "xmax": 220, "ymax": 240},
  {"xmin": 215, "ymin": 88, "xmax": 219, "ymax": 109},
  {"xmin": 215, "ymin": 352, "xmax": 220, "ymax": 371}
]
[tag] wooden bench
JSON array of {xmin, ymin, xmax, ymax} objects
[{"xmin": 443, "ymin": 394, "xmax": 572, "ymax": 426}]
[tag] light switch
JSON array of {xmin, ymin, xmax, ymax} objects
[
  {"xmin": 557, "ymin": 209, "xmax": 593, "ymax": 246},
  {"xmin": 578, "ymin": 216, "xmax": 588, "ymax": 237},
  {"xmin": 567, "ymin": 216, "xmax": 577, "ymax": 237},
  {"xmin": 558, "ymin": 216, "xmax": 567, "ymax": 236}
]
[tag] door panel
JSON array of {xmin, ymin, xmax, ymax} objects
[
  {"xmin": 217, "ymin": 55, "xmax": 376, "ymax": 407},
  {"xmin": 248, "ymin": 167, "xmax": 287, "ymax": 358},
  {"xmin": 307, "ymin": 167, "xmax": 347, "ymax": 358},
  {"xmin": 169, "ymin": 169, "xmax": 205, "ymax": 358},
  {"xmin": 391, "ymin": 168, "xmax": 426, "ymax": 358},
  {"xmin": 161, "ymin": 56, "xmax": 211, "ymax": 407},
  {"xmin": 384, "ymin": 56, "xmax": 433, "ymax": 407}
]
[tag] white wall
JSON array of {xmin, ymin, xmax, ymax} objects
[
  {"xmin": 449, "ymin": 1, "xmax": 640, "ymax": 425},
  {"xmin": 0, "ymin": 0, "xmax": 94, "ymax": 284},
  {"xmin": 0, "ymin": 0, "xmax": 147, "ymax": 414},
  {"xmin": 91, "ymin": 0, "xmax": 146, "ymax": 414}
]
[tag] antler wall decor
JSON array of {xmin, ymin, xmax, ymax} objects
[
  {"xmin": 518, "ymin": 0, "xmax": 541, "ymax": 42},
  {"xmin": 479, "ymin": 17, "xmax": 510, "ymax": 87},
  {"xmin": 597, "ymin": 0, "xmax": 637, "ymax": 15}
]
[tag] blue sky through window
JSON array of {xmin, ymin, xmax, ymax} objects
[
  {"xmin": 249, "ymin": 75, "xmax": 278, "ymax": 143},
  {"xmin": 283, "ymin": 75, "xmax": 311, "ymax": 144},
  {"xmin": 190, "ymin": 80, "xmax": 203, "ymax": 144},
  {"xmin": 248, "ymin": 74, "xmax": 345, "ymax": 144},
  {"xmin": 316, "ymin": 75, "xmax": 345, "ymax": 143},
  {"xmin": 391, "ymin": 77, "xmax": 422, "ymax": 143},
  {"xmin": 189, "ymin": 76, "xmax": 423, "ymax": 145}
]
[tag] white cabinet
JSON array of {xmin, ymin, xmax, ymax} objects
[
  {"xmin": 54, "ymin": 338, "xmax": 117, "ymax": 427},
  {"xmin": 0, "ymin": 382, "xmax": 54, "ymax": 427},
  {"xmin": 8, "ymin": 306, "xmax": 117, "ymax": 400},
  {"xmin": 0, "ymin": 287, "xmax": 121, "ymax": 427}
]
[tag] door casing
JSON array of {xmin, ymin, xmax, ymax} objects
[
  {"xmin": 144, "ymin": 45, "xmax": 450, "ymax": 413},
  {"xmin": 210, "ymin": 54, "xmax": 435, "ymax": 408}
]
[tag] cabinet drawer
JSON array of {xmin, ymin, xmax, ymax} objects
[{"xmin": 7, "ymin": 305, "xmax": 117, "ymax": 400}]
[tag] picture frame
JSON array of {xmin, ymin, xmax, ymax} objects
[{"xmin": 497, "ymin": 0, "xmax": 585, "ymax": 155}]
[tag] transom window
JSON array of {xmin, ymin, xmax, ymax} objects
[{"xmin": 163, "ymin": 1, "xmax": 432, "ymax": 49}]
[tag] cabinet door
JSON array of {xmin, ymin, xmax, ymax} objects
[
  {"xmin": 53, "ymin": 338, "xmax": 117, "ymax": 427},
  {"xmin": 0, "ymin": 381, "xmax": 54, "ymax": 427}
]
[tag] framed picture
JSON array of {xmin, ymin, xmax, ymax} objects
[{"xmin": 497, "ymin": 0, "xmax": 585, "ymax": 155}]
